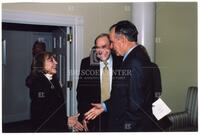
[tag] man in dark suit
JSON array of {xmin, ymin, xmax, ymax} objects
[
  {"xmin": 85, "ymin": 21, "xmax": 160, "ymax": 131},
  {"xmin": 76, "ymin": 33, "xmax": 122, "ymax": 131}
]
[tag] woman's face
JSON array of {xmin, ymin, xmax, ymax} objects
[{"xmin": 44, "ymin": 56, "xmax": 58, "ymax": 75}]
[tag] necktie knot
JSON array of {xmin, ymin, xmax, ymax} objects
[{"xmin": 103, "ymin": 61, "xmax": 108, "ymax": 69}]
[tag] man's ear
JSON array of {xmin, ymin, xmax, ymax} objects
[
  {"xmin": 122, "ymin": 35, "xmax": 127, "ymax": 41},
  {"xmin": 122, "ymin": 35, "xmax": 128, "ymax": 45}
]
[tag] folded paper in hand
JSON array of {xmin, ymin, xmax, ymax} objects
[{"xmin": 152, "ymin": 98, "xmax": 171, "ymax": 120}]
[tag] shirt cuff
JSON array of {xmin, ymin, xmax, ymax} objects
[{"xmin": 102, "ymin": 103, "xmax": 107, "ymax": 112}]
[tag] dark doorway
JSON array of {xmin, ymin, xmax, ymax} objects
[{"xmin": 2, "ymin": 22, "xmax": 71, "ymax": 132}]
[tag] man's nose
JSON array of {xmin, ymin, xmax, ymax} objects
[
  {"xmin": 110, "ymin": 44, "xmax": 113, "ymax": 49},
  {"xmin": 97, "ymin": 50, "xmax": 103, "ymax": 55}
]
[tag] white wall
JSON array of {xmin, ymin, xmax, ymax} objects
[{"xmin": 2, "ymin": 3, "xmax": 132, "ymax": 57}]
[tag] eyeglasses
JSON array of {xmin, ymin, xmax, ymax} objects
[{"xmin": 95, "ymin": 44, "xmax": 110, "ymax": 50}]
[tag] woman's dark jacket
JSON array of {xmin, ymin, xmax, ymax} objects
[{"xmin": 26, "ymin": 72, "xmax": 68, "ymax": 132}]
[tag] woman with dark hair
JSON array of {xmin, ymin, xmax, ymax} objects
[
  {"xmin": 26, "ymin": 41, "xmax": 46, "ymax": 87},
  {"xmin": 26, "ymin": 52, "xmax": 84, "ymax": 132},
  {"xmin": 32, "ymin": 41, "xmax": 46, "ymax": 57}
]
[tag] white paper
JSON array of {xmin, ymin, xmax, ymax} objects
[{"xmin": 152, "ymin": 98, "xmax": 171, "ymax": 120}]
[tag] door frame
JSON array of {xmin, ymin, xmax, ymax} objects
[{"xmin": 2, "ymin": 9, "xmax": 84, "ymax": 118}]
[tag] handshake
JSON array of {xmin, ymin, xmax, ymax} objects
[{"xmin": 68, "ymin": 103, "xmax": 104, "ymax": 132}]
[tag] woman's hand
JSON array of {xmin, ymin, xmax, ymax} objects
[{"xmin": 68, "ymin": 113, "xmax": 85, "ymax": 131}]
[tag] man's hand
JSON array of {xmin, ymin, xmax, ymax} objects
[
  {"xmin": 84, "ymin": 103, "xmax": 104, "ymax": 120},
  {"xmin": 68, "ymin": 113, "xmax": 85, "ymax": 131}
]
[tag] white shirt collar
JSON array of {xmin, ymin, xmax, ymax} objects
[{"xmin": 44, "ymin": 73, "xmax": 53, "ymax": 80}]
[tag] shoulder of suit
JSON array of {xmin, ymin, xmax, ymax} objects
[
  {"xmin": 130, "ymin": 45, "xmax": 149, "ymax": 59},
  {"xmin": 150, "ymin": 62, "xmax": 158, "ymax": 67},
  {"xmin": 81, "ymin": 56, "xmax": 90, "ymax": 63},
  {"xmin": 81, "ymin": 56, "xmax": 100, "ymax": 68},
  {"xmin": 80, "ymin": 56, "xmax": 91, "ymax": 66}
]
